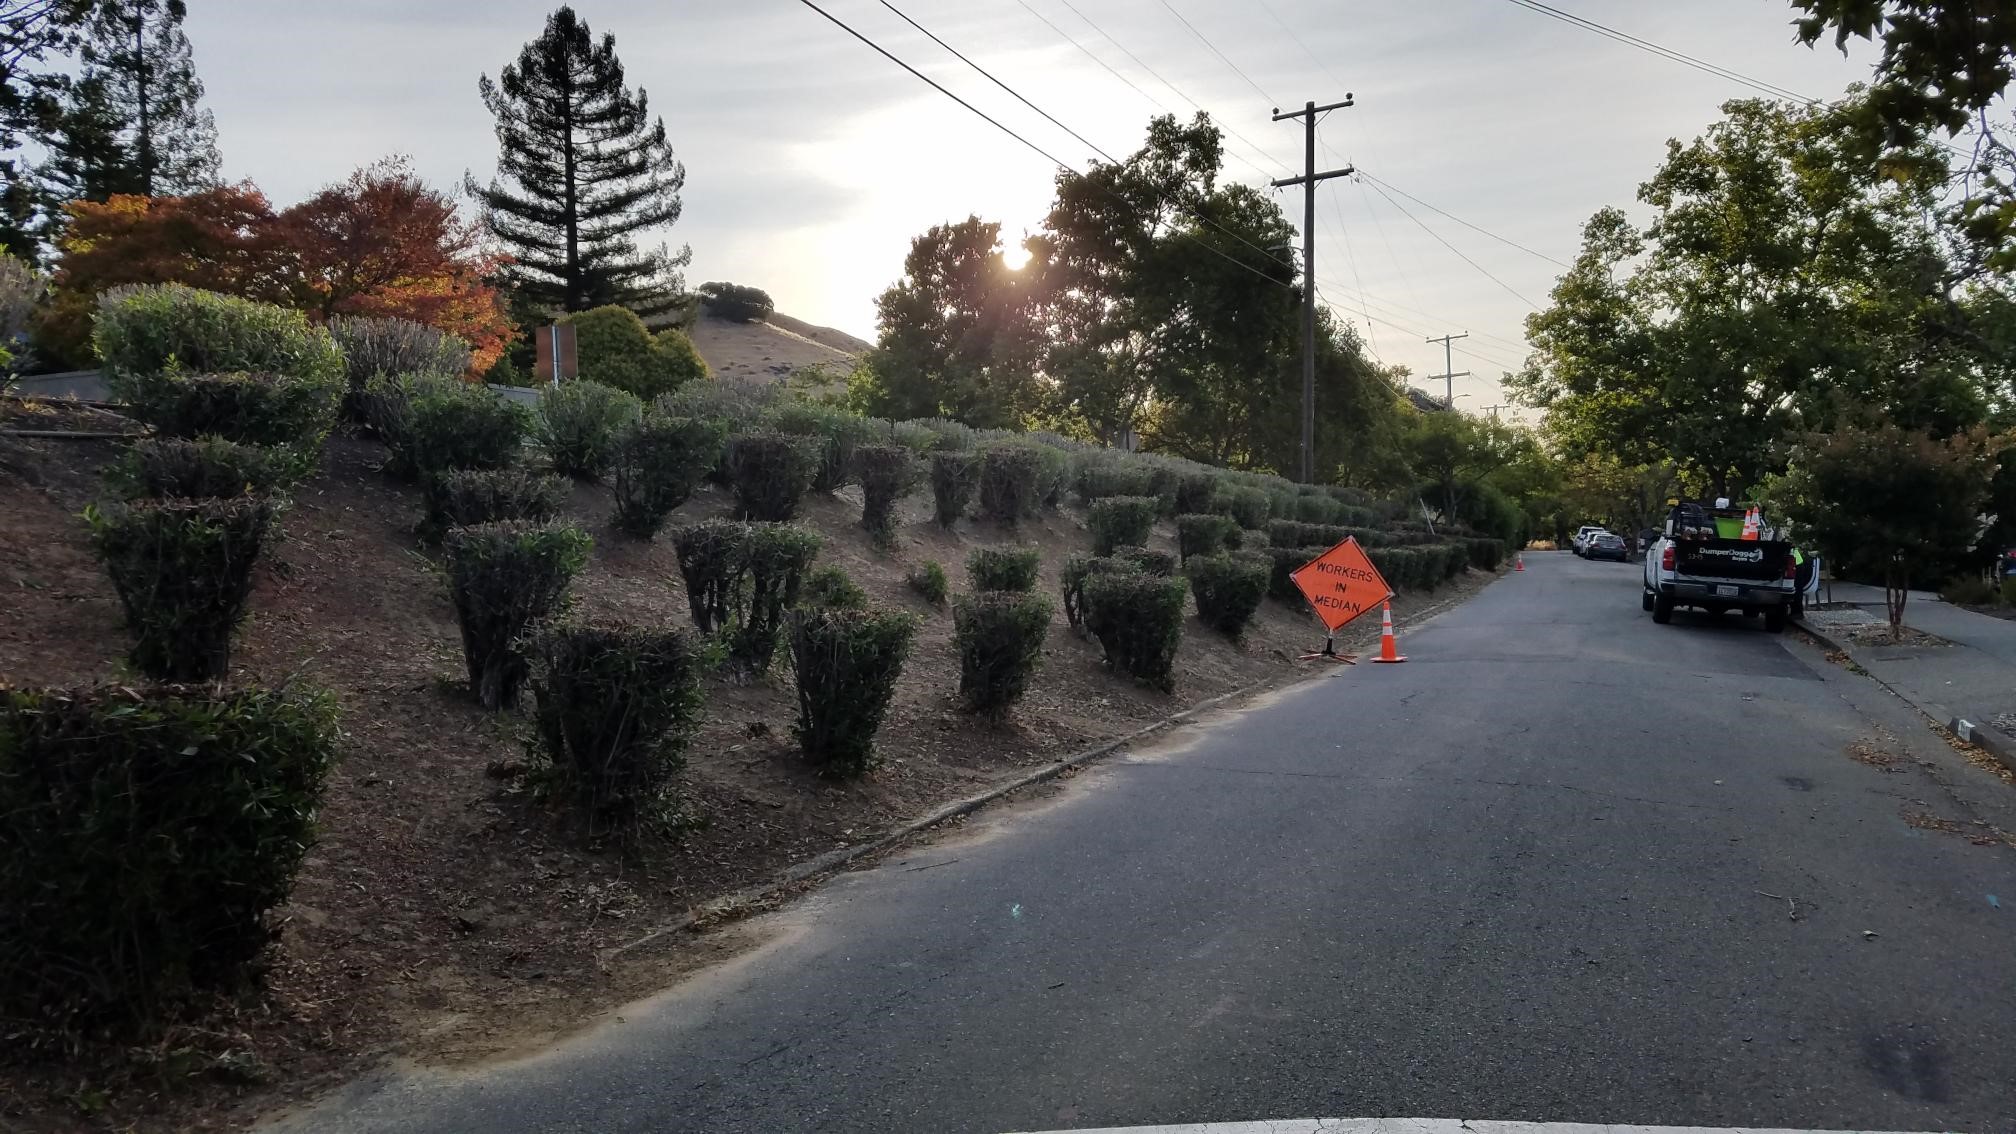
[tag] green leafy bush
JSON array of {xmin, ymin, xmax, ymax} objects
[
  {"xmin": 106, "ymin": 437, "xmax": 291, "ymax": 499},
  {"xmin": 1187, "ymin": 553, "xmax": 1269, "ymax": 636},
  {"xmin": 727, "ymin": 430, "xmax": 818, "ymax": 521},
  {"xmin": 538, "ymin": 380, "xmax": 642, "ymax": 478},
  {"xmin": 1212, "ymin": 486, "xmax": 1271, "ymax": 530},
  {"xmin": 1175, "ymin": 472, "xmax": 1220, "ymax": 516},
  {"xmin": 1336, "ymin": 504, "xmax": 1381, "ymax": 528},
  {"xmin": 929, "ymin": 450, "xmax": 979, "ymax": 529},
  {"xmin": 1227, "ymin": 527, "xmax": 1267, "ymax": 551},
  {"xmin": 2001, "ymin": 577, "xmax": 2016, "ymax": 606},
  {"xmin": 560, "ymin": 305, "xmax": 707, "ymax": 399},
  {"xmin": 1463, "ymin": 536, "xmax": 1506, "ymax": 571},
  {"xmin": 1267, "ymin": 520, "xmax": 1349, "ymax": 550},
  {"xmin": 87, "ymin": 496, "xmax": 276, "ymax": 682},
  {"xmin": 95, "ymin": 283, "xmax": 344, "ymax": 392},
  {"xmin": 391, "ymin": 379, "xmax": 531, "ymax": 479},
  {"xmin": 855, "ymin": 443, "xmax": 919, "ymax": 546},
  {"xmin": 769, "ymin": 401, "xmax": 874, "ymax": 493},
  {"xmin": 122, "ymin": 371, "xmax": 339, "ymax": 466},
  {"xmin": 788, "ymin": 607, "xmax": 918, "ymax": 777},
  {"xmin": 609, "ymin": 412, "xmax": 725, "ymax": 539},
  {"xmin": 967, "ymin": 546, "xmax": 1041, "ymax": 593},
  {"xmin": 697, "ymin": 281, "xmax": 775, "ymax": 323},
  {"xmin": 954, "ymin": 591, "xmax": 1054, "ymax": 719},
  {"xmin": 420, "ymin": 467, "xmax": 567, "ymax": 544},
  {"xmin": 1031, "ymin": 442, "xmax": 1072, "ymax": 508},
  {"xmin": 908, "ymin": 560, "xmax": 950, "ymax": 608},
  {"xmin": 728, "ymin": 524, "xmax": 823, "ymax": 675},
  {"xmin": 1368, "ymin": 546, "xmax": 1426, "ymax": 593},
  {"xmin": 657, "ymin": 378, "xmax": 782, "ymax": 437},
  {"xmin": 1089, "ymin": 495, "xmax": 1159, "ymax": 556},
  {"xmin": 0, "ymin": 683, "xmax": 338, "ymax": 1044},
  {"xmin": 1267, "ymin": 546, "xmax": 1321, "ymax": 602},
  {"xmin": 528, "ymin": 619, "xmax": 706, "ymax": 832},
  {"xmin": 802, "ymin": 564, "xmax": 869, "ymax": 610},
  {"xmin": 1073, "ymin": 452, "xmax": 1155, "ymax": 504},
  {"xmin": 1175, "ymin": 513, "xmax": 1238, "ymax": 563},
  {"xmin": 328, "ymin": 314, "xmax": 470, "ymax": 421},
  {"xmin": 978, "ymin": 443, "xmax": 1042, "ymax": 525},
  {"xmin": 1083, "ymin": 569, "xmax": 1186, "ymax": 691},
  {"xmin": 1294, "ymin": 494, "xmax": 1343, "ymax": 524},
  {"xmin": 443, "ymin": 521, "xmax": 592, "ymax": 710},
  {"xmin": 673, "ymin": 519, "xmax": 750, "ymax": 633},
  {"xmin": 1111, "ymin": 544, "xmax": 1177, "ymax": 576}
]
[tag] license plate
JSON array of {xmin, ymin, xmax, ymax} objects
[{"xmin": 1715, "ymin": 585, "xmax": 1739, "ymax": 597}]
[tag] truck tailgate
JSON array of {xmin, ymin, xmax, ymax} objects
[{"xmin": 1675, "ymin": 539, "xmax": 1790, "ymax": 581}]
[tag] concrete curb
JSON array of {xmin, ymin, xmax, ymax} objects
[
  {"xmin": 603, "ymin": 582, "xmax": 1491, "ymax": 963},
  {"xmin": 1795, "ymin": 617, "xmax": 2016, "ymax": 777}
]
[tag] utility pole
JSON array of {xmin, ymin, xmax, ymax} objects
[
  {"xmin": 1483, "ymin": 404, "xmax": 1506, "ymax": 420},
  {"xmin": 1426, "ymin": 332, "xmax": 1470, "ymax": 410},
  {"xmin": 1272, "ymin": 96, "xmax": 1354, "ymax": 483}
]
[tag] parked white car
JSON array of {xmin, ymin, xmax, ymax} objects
[{"xmin": 1571, "ymin": 526, "xmax": 1607, "ymax": 557}]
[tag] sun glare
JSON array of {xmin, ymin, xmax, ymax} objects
[{"xmin": 1000, "ymin": 243, "xmax": 1032, "ymax": 271}]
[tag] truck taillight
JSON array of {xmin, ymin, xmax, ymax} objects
[
  {"xmin": 1661, "ymin": 546, "xmax": 1675, "ymax": 570},
  {"xmin": 1784, "ymin": 556, "xmax": 1797, "ymax": 579}
]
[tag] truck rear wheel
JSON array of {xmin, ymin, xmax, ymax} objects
[
  {"xmin": 1642, "ymin": 589, "xmax": 1655, "ymax": 612},
  {"xmin": 1652, "ymin": 594, "xmax": 1674, "ymax": 624},
  {"xmin": 1764, "ymin": 607, "xmax": 1786, "ymax": 633}
]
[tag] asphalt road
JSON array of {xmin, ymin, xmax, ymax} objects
[{"xmin": 274, "ymin": 552, "xmax": 2016, "ymax": 1133}]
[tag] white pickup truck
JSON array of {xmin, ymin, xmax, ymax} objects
[{"xmin": 1641, "ymin": 501, "xmax": 1797, "ymax": 632}]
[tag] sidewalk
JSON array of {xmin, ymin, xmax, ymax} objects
[{"xmin": 1797, "ymin": 583, "xmax": 2016, "ymax": 771}]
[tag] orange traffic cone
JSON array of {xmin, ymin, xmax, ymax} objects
[
  {"xmin": 1371, "ymin": 600, "xmax": 1407, "ymax": 663},
  {"xmin": 1514, "ymin": 553, "xmax": 1525, "ymax": 572}
]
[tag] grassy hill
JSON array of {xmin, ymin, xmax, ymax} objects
[{"xmin": 684, "ymin": 310, "xmax": 868, "ymax": 385}]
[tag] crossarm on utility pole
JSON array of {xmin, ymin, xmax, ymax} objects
[{"xmin": 1271, "ymin": 95, "xmax": 1354, "ymax": 484}]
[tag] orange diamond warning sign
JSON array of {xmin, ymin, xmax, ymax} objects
[{"xmin": 1289, "ymin": 537, "xmax": 1393, "ymax": 633}]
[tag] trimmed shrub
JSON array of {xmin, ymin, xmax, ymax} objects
[
  {"xmin": 1342, "ymin": 525, "xmax": 1394, "ymax": 548},
  {"xmin": 1031, "ymin": 442, "xmax": 1072, "ymax": 509},
  {"xmin": 443, "ymin": 521, "xmax": 592, "ymax": 710},
  {"xmin": 855, "ymin": 444, "xmax": 919, "ymax": 546},
  {"xmin": 0, "ymin": 683, "xmax": 338, "ymax": 1043},
  {"xmin": 954, "ymin": 591, "xmax": 1054, "ymax": 719},
  {"xmin": 1294, "ymin": 494, "xmax": 1343, "ymax": 524},
  {"xmin": 1175, "ymin": 512, "xmax": 1238, "ymax": 563},
  {"xmin": 538, "ymin": 380, "xmax": 643, "ymax": 478},
  {"xmin": 968, "ymin": 546, "xmax": 1041, "ymax": 593},
  {"xmin": 1463, "ymin": 536, "xmax": 1506, "ymax": 571},
  {"xmin": 528, "ymin": 619, "xmax": 706, "ymax": 832},
  {"xmin": 673, "ymin": 519, "xmax": 750, "ymax": 633},
  {"xmin": 106, "ymin": 437, "xmax": 291, "ymax": 499},
  {"xmin": 1146, "ymin": 465, "xmax": 1184, "ymax": 516},
  {"xmin": 95, "ymin": 283, "xmax": 344, "ymax": 394},
  {"xmin": 328, "ymin": 314, "xmax": 469, "ymax": 421},
  {"xmin": 769, "ymin": 401, "xmax": 875, "ymax": 493},
  {"xmin": 727, "ymin": 430, "xmax": 818, "ymax": 521},
  {"xmin": 420, "ymin": 467, "xmax": 566, "ymax": 544},
  {"xmin": 1083, "ymin": 569, "xmax": 1186, "ymax": 692},
  {"xmin": 1188, "ymin": 553, "xmax": 1269, "ymax": 636},
  {"xmin": 86, "ymin": 497, "xmax": 276, "ymax": 682},
  {"xmin": 697, "ymin": 281, "xmax": 775, "ymax": 323},
  {"xmin": 802, "ymin": 564, "xmax": 868, "ymax": 611},
  {"xmin": 1227, "ymin": 527, "xmax": 1267, "ymax": 551},
  {"xmin": 929, "ymin": 450, "xmax": 979, "ymax": 529},
  {"xmin": 1368, "ymin": 546, "xmax": 1428, "ymax": 593},
  {"xmin": 609, "ymin": 413, "xmax": 726, "ymax": 539},
  {"xmin": 1089, "ymin": 495, "xmax": 1159, "ymax": 556},
  {"xmin": 1267, "ymin": 520, "xmax": 1349, "ymax": 550},
  {"xmin": 398, "ymin": 380, "xmax": 531, "ymax": 479},
  {"xmin": 1111, "ymin": 545, "xmax": 1177, "ymax": 576},
  {"xmin": 1212, "ymin": 486, "xmax": 1271, "ymax": 530},
  {"xmin": 908, "ymin": 560, "xmax": 950, "ymax": 608},
  {"xmin": 122, "ymin": 371, "xmax": 339, "ymax": 465},
  {"xmin": 788, "ymin": 607, "xmax": 918, "ymax": 777},
  {"xmin": 1175, "ymin": 472, "xmax": 1220, "ymax": 516},
  {"xmin": 658, "ymin": 378, "xmax": 782, "ymax": 437},
  {"xmin": 1336, "ymin": 504, "xmax": 1381, "ymax": 528},
  {"xmin": 1073, "ymin": 452, "xmax": 1155, "ymax": 504},
  {"xmin": 1267, "ymin": 546, "xmax": 1322, "ymax": 602},
  {"xmin": 978, "ymin": 443, "xmax": 1042, "ymax": 525},
  {"xmin": 560, "ymin": 305, "xmax": 707, "ymax": 399},
  {"xmin": 728, "ymin": 523, "xmax": 822, "ymax": 675}
]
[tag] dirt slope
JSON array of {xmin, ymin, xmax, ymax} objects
[
  {"xmin": 0, "ymin": 420, "xmax": 1497, "ymax": 1132},
  {"xmin": 685, "ymin": 311, "xmax": 865, "ymax": 385}
]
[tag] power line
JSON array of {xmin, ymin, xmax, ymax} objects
[
  {"xmin": 1501, "ymin": 0, "xmax": 1812, "ymax": 104},
  {"xmin": 1009, "ymin": 0, "xmax": 1176, "ymax": 119},
  {"xmin": 877, "ymin": 0, "xmax": 1117, "ymax": 165},
  {"xmin": 793, "ymin": 0, "xmax": 1295, "ymax": 291},
  {"xmin": 1154, "ymin": 0, "xmax": 1276, "ymax": 105},
  {"xmin": 1363, "ymin": 178, "xmax": 1542, "ymax": 309},
  {"xmin": 1356, "ymin": 172, "xmax": 1572, "ymax": 269}
]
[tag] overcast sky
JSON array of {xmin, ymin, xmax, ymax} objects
[{"xmin": 183, "ymin": 0, "xmax": 1889, "ymax": 407}]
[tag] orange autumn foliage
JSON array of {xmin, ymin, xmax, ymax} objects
[{"xmin": 38, "ymin": 161, "xmax": 515, "ymax": 372}]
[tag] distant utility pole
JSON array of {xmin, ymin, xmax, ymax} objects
[
  {"xmin": 1483, "ymin": 404, "xmax": 1507, "ymax": 420},
  {"xmin": 1426, "ymin": 332, "xmax": 1470, "ymax": 410},
  {"xmin": 1272, "ymin": 96, "xmax": 1354, "ymax": 483}
]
